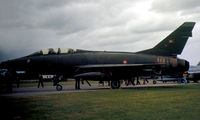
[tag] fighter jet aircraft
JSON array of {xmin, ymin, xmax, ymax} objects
[
  {"xmin": 188, "ymin": 66, "xmax": 200, "ymax": 83},
  {"xmin": 0, "ymin": 22, "xmax": 196, "ymax": 90}
]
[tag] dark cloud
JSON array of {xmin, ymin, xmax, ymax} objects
[
  {"xmin": 0, "ymin": 0, "xmax": 199, "ymax": 65},
  {"xmin": 151, "ymin": 0, "xmax": 200, "ymax": 13},
  {"xmin": 0, "ymin": 50, "xmax": 9, "ymax": 62},
  {"xmin": 34, "ymin": 0, "xmax": 73, "ymax": 9}
]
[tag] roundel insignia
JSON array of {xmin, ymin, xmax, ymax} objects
[
  {"xmin": 169, "ymin": 40, "xmax": 174, "ymax": 43},
  {"xmin": 123, "ymin": 60, "xmax": 128, "ymax": 64}
]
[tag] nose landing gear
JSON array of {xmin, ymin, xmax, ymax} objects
[{"xmin": 56, "ymin": 84, "xmax": 63, "ymax": 91}]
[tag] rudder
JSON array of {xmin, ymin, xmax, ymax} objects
[{"xmin": 136, "ymin": 22, "xmax": 196, "ymax": 57}]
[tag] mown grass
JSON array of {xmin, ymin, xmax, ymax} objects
[{"xmin": 1, "ymin": 84, "xmax": 200, "ymax": 120}]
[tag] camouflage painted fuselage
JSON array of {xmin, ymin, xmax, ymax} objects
[{"xmin": 0, "ymin": 51, "xmax": 189, "ymax": 80}]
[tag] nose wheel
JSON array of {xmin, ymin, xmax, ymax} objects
[{"xmin": 56, "ymin": 84, "xmax": 63, "ymax": 91}]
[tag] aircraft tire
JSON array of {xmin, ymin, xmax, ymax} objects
[
  {"xmin": 153, "ymin": 80, "xmax": 157, "ymax": 84},
  {"xmin": 111, "ymin": 80, "xmax": 120, "ymax": 89},
  {"xmin": 56, "ymin": 84, "xmax": 63, "ymax": 91}
]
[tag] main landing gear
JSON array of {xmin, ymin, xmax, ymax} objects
[
  {"xmin": 111, "ymin": 80, "xmax": 121, "ymax": 89},
  {"xmin": 153, "ymin": 80, "xmax": 157, "ymax": 84}
]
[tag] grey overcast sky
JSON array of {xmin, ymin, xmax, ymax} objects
[{"xmin": 0, "ymin": 0, "xmax": 200, "ymax": 65}]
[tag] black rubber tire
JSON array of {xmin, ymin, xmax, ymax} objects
[
  {"xmin": 153, "ymin": 80, "xmax": 157, "ymax": 84},
  {"xmin": 111, "ymin": 80, "xmax": 121, "ymax": 89},
  {"xmin": 56, "ymin": 84, "xmax": 63, "ymax": 91}
]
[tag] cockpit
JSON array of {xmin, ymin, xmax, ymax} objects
[{"xmin": 29, "ymin": 48, "xmax": 77, "ymax": 56}]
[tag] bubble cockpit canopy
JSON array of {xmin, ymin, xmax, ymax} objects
[{"xmin": 28, "ymin": 48, "xmax": 77, "ymax": 56}]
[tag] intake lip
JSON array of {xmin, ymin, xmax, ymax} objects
[
  {"xmin": 0, "ymin": 57, "xmax": 28, "ymax": 70},
  {"xmin": 0, "ymin": 60, "xmax": 10, "ymax": 69}
]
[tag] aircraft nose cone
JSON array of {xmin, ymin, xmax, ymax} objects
[
  {"xmin": 0, "ymin": 60, "xmax": 12, "ymax": 69},
  {"xmin": 0, "ymin": 58, "xmax": 27, "ymax": 69}
]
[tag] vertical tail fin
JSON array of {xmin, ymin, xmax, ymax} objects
[{"xmin": 136, "ymin": 22, "xmax": 196, "ymax": 56}]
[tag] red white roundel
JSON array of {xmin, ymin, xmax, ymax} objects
[{"xmin": 169, "ymin": 40, "xmax": 174, "ymax": 43}]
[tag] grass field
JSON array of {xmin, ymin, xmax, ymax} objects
[{"xmin": 1, "ymin": 84, "xmax": 200, "ymax": 120}]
